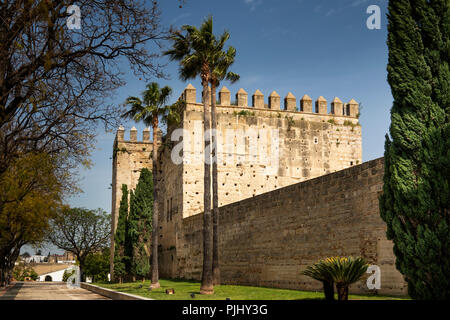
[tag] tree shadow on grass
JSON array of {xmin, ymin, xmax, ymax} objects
[
  {"xmin": 292, "ymin": 298, "xmax": 324, "ymax": 300},
  {"xmin": 164, "ymin": 278, "xmax": 200, "ymax": 284}
]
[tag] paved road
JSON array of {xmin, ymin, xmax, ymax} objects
[{"xmin": 0, "ymin": 282, "xmax": 110, "ymax": 300}]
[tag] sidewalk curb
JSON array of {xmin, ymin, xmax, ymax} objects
[{"xmin": 80, "ymin": 283, "xmax": 153, "ymax": 300}]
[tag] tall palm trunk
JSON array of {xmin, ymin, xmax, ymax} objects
[
  {"xmin": 150, "ymin": 117, "xmax": 160, "ymax": 289},
  {"xmin": 210, "ymin": 81, "xmax": 220, "ymax": 285},
  {"xmin": 322, "ymin": 281, "xmax": 335, "ymax": 301},
  {"xmin": 200, "ymin": 71, "xmax": 214, "ymax": 295}
]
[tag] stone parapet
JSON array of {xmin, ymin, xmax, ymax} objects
[{"xmin": 181, "ymin": 84, "xmax": 359, "ymax": 118}]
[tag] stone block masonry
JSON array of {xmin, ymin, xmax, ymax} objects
[
  {"xmin": 169, "ymin": 158, "xmax": 407, "ymax": 296},
  {"xmin": 109, "ymin": 126, "xmax": 153, "ymax": 278},
  {"xmin": 177, "ymin": 85, "xmax": 363, "ymax": 219},
  {"xmin": 111, "ymin": 85, "xmax": 407, "ymax": 295}
]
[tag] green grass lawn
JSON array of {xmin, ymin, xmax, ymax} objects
[{"xmin": 93, "ymin": 279, "xmax": 409, "ymax": 300}]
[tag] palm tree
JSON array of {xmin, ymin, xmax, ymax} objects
[
  {"xmin": 122, "ymin": 82, "xmax": 173, "ymax": 289},
  {"xmin": 165, "ymin": 16, "xmax": 218, "ymax": 294},
  {"xmin": 324, "ymin": 256, "xmax": 369, "ymax": 300},
  {"xmin": 302, "ymin": 260, "xmax": 335, "ymax": 300},
  {"xmin": 210, "ymin": 44, "xmax": 240, "ymax": 286}
]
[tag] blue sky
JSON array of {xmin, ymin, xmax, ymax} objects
[{"xmin": 69, "ymin": 0, "xmax": 392, "ymax": 216}]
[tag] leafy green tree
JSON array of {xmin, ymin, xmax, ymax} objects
[
  {"xmin": 114, "ymin": 184, "xmax": 129, "ymax": 283},
  {"xmin": 123, "ymin": 82, "xmax": 178, "ymax": 288},
  {"xmin": 0, "ymin": 153, "xmax": 61, "ymax": 287},
  {"xmin": 47, "ymin": 207, "xmax": 110, "ymax": 282},
  {"xmin": 13, "ymin": 263, "xmax": 38, "ymax": 281},
  {"xmin": 0, "ymin": 0, "xmax": 168, "ymax": 178},
  {"xmin": 28, "ymin": 269, "xmax": 38, "ymax": 281},
  {"xmin": 84, "ymin": 248, "xmax": 110, "ymax": 282},
  {"xmin": 126, "ymin": 169, "xmax": 154, "ymax": 281},
  {"xmin": 165, "ymin": 15, "xmax": 222, "ymax": 295},
  {"xmin": 380, "ymin": 0, "xmax": 450, "ymax": 300},
  {"xmin": 0, "ymin": 0, "xmax": 170, "ymax": 288}
]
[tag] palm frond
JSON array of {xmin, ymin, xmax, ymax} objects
[
  {"xmin": 164, "ymin": 32, "xmax": 191, "ymax": 61},
  {"xmin": 226, "ymin": 71, "xmax": 240, "ymax": 84},
  {"xmin": 179, "ymin": 54, "xmax": 202, "ymax": 81},
  {"xmin": 159, "ymin": 86, "xmax": 173, "ymax": 106},
  {"xmin": 164, "ymin": 101, "xmax": 183, "ymax": 126},
  {"xmin": 122, "ymin": 96, "xmax": 144, "ymax": 119},
  {"xmin": 302, "ymin": 256, "xmax": 369, "ymax": 287},
  {"xmin": 210, "ymin": 43, "xmax": 239, "ymax": 86},
  {"xmin": 215, "ymin": 30, "xmax": 230, "ymax": 52}
]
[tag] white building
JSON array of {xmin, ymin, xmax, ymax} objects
[
  {"xmin": 36, "ymin": 264, "xmax": 73, "ymax": 282},
  {"xmin": 24, "ymin": 255, "xmax": 47, "ymax": 264}
]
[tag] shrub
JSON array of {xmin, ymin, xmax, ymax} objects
[
  {"xmin": 233, "ymin": 110, "xmax": 255, "ymax": 117},
  {"xmin": 13, "ymin": 264, "xmax": 38, "ymax": 281},
  {"xmin": 63, "ymin": 269, "xmax": 76, "ymax": 282},
  {"xmin": 324, "ymin": 257, "xmax": 369, "ymax": 300},
  {"xmin": 302, "ymin": 261, "xmax": 335, "ymax": 300},
  {"xmin": 302, "ymin": 256, "xmax": 369, "ymax": 300}
]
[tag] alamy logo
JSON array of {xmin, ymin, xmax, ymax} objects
[
  {"xmin": 67, "ymin": 5, "xmax": 81, "ymax": 30},
  {"xmin": 366, "ymin": 5, "xmax": 381, "ymax": 30},
  {"xmin": 170, "ymin": 122, "xmax": 280, "ymax": 175},
  {"xmin": 366, "ymin": 265, "xmax": 381, "ymax": 290},
  {"xmin": 66, "ymin": 265, "xmax": 80, "ymax": 289}
]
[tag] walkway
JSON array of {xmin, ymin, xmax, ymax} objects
[{"xmin": 0, "ymin": 282, "xmax": 109, "ymax": 300}]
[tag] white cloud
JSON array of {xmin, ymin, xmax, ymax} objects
[
  {"xmin": 351, "ymin": 0, "xmax": 370, "ymax": 7},
  {"xmin": 244, "ymin": 0, "xmax": 263, "ymax": 12},
  {"xmin": 325, "ymin": 8, "xmax": 336, "ymax": 17},
  {"xmin": 241, "ymin": 75, "xmax": 263, "ymax": 86},
  {"xmin": 171, "ymin": 12, "xmax": 191, "ymax": 24}
]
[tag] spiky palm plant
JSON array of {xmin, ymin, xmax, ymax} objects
[
  {"xmin": 323, "ymin": 256, "xmax": 369, "ymax": 300},
  {"xmin": 302, "ymin": 260, "xmax": 335, "ymax": 300},
  {"xmin": 302, "ymin": 256, "xmax": 369, "ymax": 301}
]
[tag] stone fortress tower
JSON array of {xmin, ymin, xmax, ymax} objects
[
  {"xmin": 174, "ymin": 85, "xmax": 362, "ymax": 219},
  {"xmin": 109, "ymin": 126, "xmax": 153, "ymax": 275},
  {"xmin": 110, "ymin": 84, "xmax": 407, "ymax": 295},
  {"xmin": 110, "ymin": 84, "xmax": 366, "ymax": 280}
]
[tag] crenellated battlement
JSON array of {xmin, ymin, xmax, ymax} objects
[
  {"xmin": 181, "ymin": 84, "xmax": 360, "ymax": 118},
  {"xmin": 115, "ymin": 125, "xmax": 162, "ymax": 144}
]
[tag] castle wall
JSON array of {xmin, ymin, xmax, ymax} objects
[
  {"xmin": 110, "ymin": 85, "xmax": 405, "ymax": 294},
  {"xmin": 110, "ymin": 127, "xmax": 153, "ymax": 278},
  {"xmin": 178, "ymin": 86, "xmax": 362, "ymax": 219},
  {"xmin": 167, "ymin": 158, "xmax": 407, "ymax": 296},
  {"xmin": 157, "ymin": 129, "xmax": 184, "ymax": 278}
]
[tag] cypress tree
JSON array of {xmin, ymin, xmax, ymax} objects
[
  {"xmin": 380, "ymin": 0, "xmax": 449, "ymax": 299},
  {"xmin": 127, "ymin": 168, "xmax": 153, "ymax": 280},
  {"xmin": 113, "ymin": 184, "xmax": 129, "ymax": 282},
  {"xmin": 125, "ymin": 189, "xmax": 136, "ymax": 277}
]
